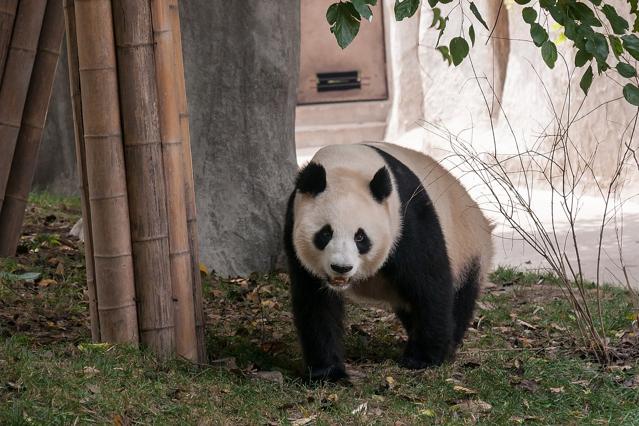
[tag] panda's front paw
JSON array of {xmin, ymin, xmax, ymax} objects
[
  {"xmin": 307, "ymin": 364, "xmax": 349, "ymax": 383},
  {"xmin": 400, "ymin": 355, "xmax": 438, "ymax": 370},
  {"xmin": 400, "ymin": 346, "xmax": 447, "ymax": 370}
]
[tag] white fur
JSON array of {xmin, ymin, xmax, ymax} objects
[{"xmin": 292, "ymin": 143, "xmax": 493, "ymax": 299}]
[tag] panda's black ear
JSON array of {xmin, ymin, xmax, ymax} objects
[
  {"xmin": 370, "ymin": 166, "xmax": 392, "ymax": 203},
  {"xmin": 296, "ymin": 162, "xmax": 326, "ymax": 196}
]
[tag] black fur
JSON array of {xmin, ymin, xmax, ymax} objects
[
  {"xmin": 285, "ymin": 147, "xmax": 478, "ymax": 380},
  {"xmin": 354, "ymin": 228, "xmax": 371, "ymax": 254},
  {"xmin": 313, "ymin": 224, "xmax": 333, "ymax": 250},
  {"xmin": 296, "ymin": 162, "xmax": 326, "ymax": 196},
  {"xmin": 369, "ymin": 166, "xmax": 392, "ymax": 202},
  {"xmin": 284, "ymin": 192, "xmax": 347, "ymax": 382},
  {"xmin": 371, "ymin": 147, "xmax": 454, "ymax": 369},
  {"xmin": 452, "ymin": 258, "xmax": 481, "ymax": 347}
]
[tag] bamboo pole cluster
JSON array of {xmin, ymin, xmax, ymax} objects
[
  {"xmin": 62, "ymin": 0, "xmax": 206, "ymax": 362},
  {"xmin": 0, "ymin": 0, "xmax": 63, "ymax": 254}
]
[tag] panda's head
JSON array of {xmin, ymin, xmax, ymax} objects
[{"xmin": 292, "ymin": 161, "xmax": 399, "ymax": 291}]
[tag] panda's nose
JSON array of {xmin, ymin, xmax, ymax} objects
[{"xmin": 331, "ymin": 264, "xmax": 353, "ymax": 274}]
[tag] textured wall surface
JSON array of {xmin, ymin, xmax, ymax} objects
[{"xmin": 179, "ymin": 0, "xmax": 299, "ymax": 276}]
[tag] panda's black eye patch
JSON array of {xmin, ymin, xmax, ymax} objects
[
  {"xmin": 354, "ymin": 228, "xmax": 371, "ymax": 254},
  {"xmin": 313, "ymin": 224, "xmax": 333, "ymax": 250}
]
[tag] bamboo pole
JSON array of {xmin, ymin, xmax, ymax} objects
[
  {"xmin": 0, "ymin": 0, "xmax": 65, "ymax": 257},
  {"xmin": 0, "ymin": 1, "xmax": 19, "ymax": 82},
  {"xmin": 111, "ymin": 0, "xmax": 175, "ymax": 357},
  {"xmin": 74, "ymin": 0, "xmax": 138, "ymax": 344},
  {"xmin": 150, "ymin": 0, "xmax": 197, "ymax": 362},
  {"xmin": 63, "ymin": 0, "xmax": 99, "ymax": 341},
  {"xmin": 0, "ymin": 0, "xmax": 47, "ymax": 213},
  {"xmin": 169, "ymin": 0, "xmax": 207, "ymax": 363}
]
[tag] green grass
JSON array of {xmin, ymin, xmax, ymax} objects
[
  {"xmin": 0, "ymin": 195, "xmax": 638, "ymax": 424},
  {"xmin": 2, "ymin": 269, "xmax": 637, "ymax": 425},
  {"xmin": 27, "ymin": 192, "xmax": 81, "ymax": 211}
]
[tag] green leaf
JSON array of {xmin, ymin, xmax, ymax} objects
[
  {"xmin": 623, "ymin": 83, "xmax": 639, "ymax": 106},
  {"xmin": 570, "ymin": 2, "xmax": 601, "ymax": 27},
  {"xmin": 622, "ymin": 34, "xmax": 639, "ymax": 61},
  {"xmin": 589, "ymin": 0, "xmax": 602, "ymax": 6},
  {"xmin": 547, "ymin": 4, "xmax": 565, "ymax": 25},
  {"xmin": 469, "ymin": 2, "xmax": 488, "ymax": 30},
  {"xmin": 584, "ymin": 32, "xmax": 608, "ymax": 63},
  {"xmin": 395, "ymin": 0, "xmax": 420, "ymax": 21},
  {"xmin": 580, "ymin": 65, "xmax": 594, "ymax": 95},
  {"xmin": 327, "ymin": 3, "xmax": 339, "ymax": 24},
  {"xmin": 436, "ymin": 45, "xmax": 452, "ymax": 65},
  {"xmin": 469, "ymin": 24, "xmax": 475, "ymax": 46},
  {"xmin": 449, "ymin": 36, "xmax": 469, "ymax": 66},
  {"xmin": 609, "ymin": 35, "xmax": 623, "ymax": 58},
  {"xmin": 428, "ymin": 0, "xmax": 438, "ymax": 6},
  {"xmin": 522, "ymin": 7, "xmax": 537, "ymax": 24},
  {"xmin": 541, "ymin": 40, "xmax": 558, "ymax": 68},
  {"xmin": 430, "ymin": 7, "xmax": 441, "ymax": 28},
  {"xmin": 601, "ymin": 4, "xmax": 628, "ymax": 35},
  {"xmin": 352, "ymin": 0, "xmax": 375, "ymax": 21},
  {"xmin": 616, "ymin": 62, "xmax": 637, "ymax": 78},
  {"xmin": 515, "ymin": 0, "xmax": 531, "ymax": 4},
  {"xmin": 530, "ymin": 23, "xmax": 548, "ymax": 47},
  {"xmin": 328, "ymin": 3, "xmax": 361, "ymax": 49},
  {"xmin": 574, "ymin": 49, "xmax": 592, "ymax": 67}
]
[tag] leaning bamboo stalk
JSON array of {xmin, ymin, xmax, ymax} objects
[
  {"xmin": 150, "ymin": 0, "xmax": 197, "ymax": 362},
  {"xmin": 169, "ymin": 0, "xmax": 207, "ymax": 363},
  {"xmin": 63, "ymin": 0, "xmax": 99, "ymax": 341},
  {"xmin": 0, "ymin": 1, "xmax": 19, "ymax": 82},
  {"xmin": 0, "ymin": 0, "xmax": 65, "ymax": 257},
  {"xmin": 111, "ymin": 0, "xmax": 175, "ymax": 358},
  {"xmin": 0, "ymin": 0, "xmax": 47, "ymax": 212},
  {"xmin": 74, "ymin": 0, "xmax": 138, "ymax": 344}
]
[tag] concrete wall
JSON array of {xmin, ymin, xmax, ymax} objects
[{"xmin": 414, "ymin": 0, "xmax": 637, "ymax": 188}]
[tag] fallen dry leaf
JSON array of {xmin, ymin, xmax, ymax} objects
[
  {"xmin": 418, "ymin": 408, "xmax": 436, "ymax": 417},
  {"xmin": 384, "ymin": 376, "xmax": 397, "ymax": 390},
  {"xmin": 453, "ymin": 385, "xmax": 477, "ymax": 395},
  {"xmin": 516, "ymin": 319, "xmax": 537, "ymax": 330},
  {"xmin": 83, "ymin": 366, "xmax": 100, "ymax": 377},
  {"xmin": 351, "ymin": 402, "xmax": 367, "ymax": 415},
  {"xmin": 289, "ymin": 414, "xmax": 318, "ymax": 425},
  {"xmin": 55, "ymin": 262, "xmax": 65, "ymax": 276},
  {"xmin": 452, "ymin": 399, "xmax": 492, "ymax": 414},
  {"xmin": 252, "ymin": 370, "xmax": 283, "ymax": 384},
  {"xmin": 38, "ymin": 279, "xmax": 57, "ymax": 287},
  {"xmin": 86, "ymin": 383, "xmax": 100, "ymax": 394},
  {"xmin": 549, "ymin": 386, "xmax": 565, "ymax": 393},
  {"xmin": 509, "ymin": 415, "xmax": 540, "ymax": 423}
]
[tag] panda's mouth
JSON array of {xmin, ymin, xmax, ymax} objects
[{"xmin": 328, "ymin": 276, "xmax": 350, "ymax": 287}]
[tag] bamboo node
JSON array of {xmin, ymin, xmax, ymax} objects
[
  {"xmin": 92, "ymin": 252, "xmax": 133, "ymax": 259},
  {"xmin": 88, "ymin": 193, "xmax": 128, "ymax": 202},
  {"xmin": 132, "ymin": 234, "xmax": 170, "ymax": 243},
  {"xmin": 98, "ymin": 302, "xmax": 137, "ymax": 312}
]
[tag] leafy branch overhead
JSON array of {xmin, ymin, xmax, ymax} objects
[{"xmin": 326, "ymin": 0, "xmax": 639, "ymax": 106}]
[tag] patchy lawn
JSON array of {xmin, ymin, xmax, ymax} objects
[{"xmin": 1, "ymin": 194, "xmax": 638, "ymax": 425}]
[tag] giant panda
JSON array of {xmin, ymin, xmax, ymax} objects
[{"xmin": 284, "ymin": 142, "xmax": 493, "ymax": 381}]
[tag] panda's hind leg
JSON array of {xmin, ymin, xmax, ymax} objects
[
  {"xmin": 395, "ymin": 279, "xmax": 455, "ymax": 369},
  {"xmin": 452, "ymin": 258, "xmax": 481, "ymax": 348}
]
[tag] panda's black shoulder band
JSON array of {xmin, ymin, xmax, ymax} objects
[{"xmin": 370, "ymin": 166, "xmax": 392, "ymax": 203}]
